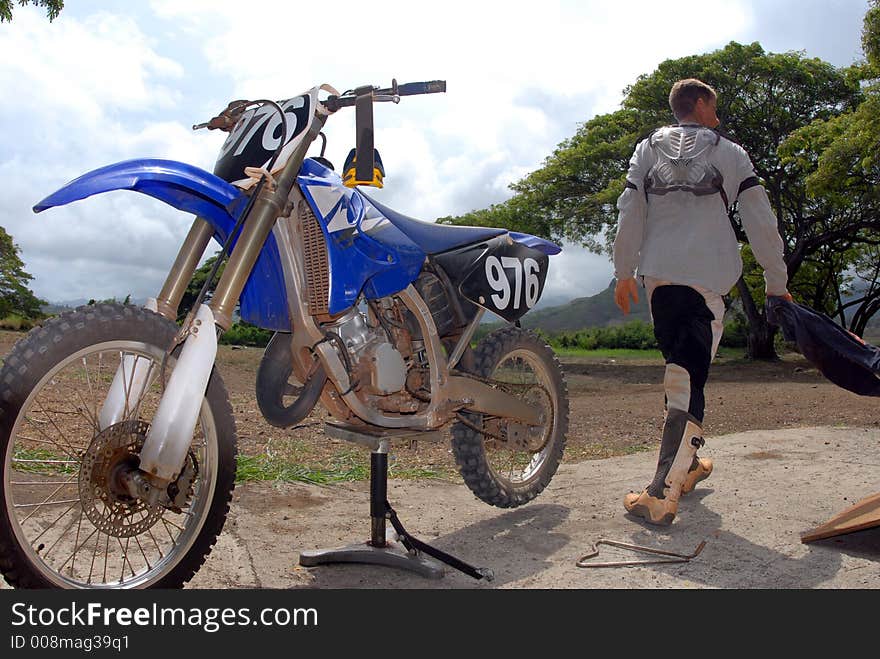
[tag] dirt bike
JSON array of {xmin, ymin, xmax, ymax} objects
[{"xmin": 0, "ymin": 80, "xmax": 568, "ymax": 588}]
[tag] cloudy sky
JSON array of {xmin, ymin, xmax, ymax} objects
[{"xmin": 0, "ymin": 0, "xmax": 870, "ymax": 306}]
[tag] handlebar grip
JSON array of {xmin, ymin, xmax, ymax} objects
[{"xmin": 396, "ymin": 80, "xmax": 446, "ymax": 96}]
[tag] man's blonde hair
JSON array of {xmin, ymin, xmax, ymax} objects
[{"xmin": 669, "ymin": 79, "xmax": 717, "ymax": 121}]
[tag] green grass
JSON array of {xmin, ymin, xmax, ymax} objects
[
  {"xmin": 11, "ymin": 446, "xmax": 448, "ymax": 486},
  {"xmin": 12, "ymin": 447, "xmax": 78, "ymax": 475},
  {"xmin": 235, "ymin": 451, "xmax": 451, "ymax": 485}
]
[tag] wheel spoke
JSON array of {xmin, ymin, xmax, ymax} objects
[
  {"xmin": 29, "ymin": 501, "xmax": 79, "ymax": 546},
  {"xmin": 11, "ymin": 480, "xmax": 79, "ymax": 485},
  {"xmin": 118, "ymin": 537, "xmax": 136, "ymax": 581},
  {"xmin": 41, "ymin": 508, "xmax": 84, "ymax": 560},
  {"xmin": 161, "ymin": 517, "xmax": 180, "ymax": 544},
  {"xmin": 134, "ymin": 534, "xmax": 152, "ymax": 571},
  {"xmin": 34, "ymin": 400, "xmax": 85, "ymax": 458},
  {"xmin": 14, "ymin": 498, "xmax": 80, "ymax": 509},
  {"xmin": 22, "ymin": 415, "xmax": 80, "ymax": 464},
  {"xmin": 73, "ymin": 385, "xmax": 100, "ymax": 435},
  {"xmin": 133, "ymin": 361, "xmax": 158, "ymax": 420},
  {"xmin": 69, "ymin": 505, "xmax": 86, "ymax": 577},
  {"xmin": 102, "ymin": 530, "xmax": 110, "ymax": 584},
  {"xmin": 19, "ymin": 476, "xmax": 79, "ymax": 523},
  {"xmin": 81, "ymin": 355, "xmax": 100, "ymax": 432},
  {"xmin": 147, "ymin": 528, "xmax": 164, "ymax": 560},
  {"xmin": 59, "ymin": 525, "xmax": 98, "ymax": 575}
]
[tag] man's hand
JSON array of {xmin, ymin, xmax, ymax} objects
[{"xmin": 614, "ymin": 277, "xmax": 639, "ymax": 315}]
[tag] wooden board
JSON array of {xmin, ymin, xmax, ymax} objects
[{"xmin": 801, "ymin": 492, "xmax": 880, "ymax": 543}]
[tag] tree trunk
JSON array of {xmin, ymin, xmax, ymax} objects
[{"xmin": 736, "ymin": 276, "xmax": 779, "ymax": 360}]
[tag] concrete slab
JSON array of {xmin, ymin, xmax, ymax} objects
[
  {"xmin": 1, "ymin": 426, "xmax": 876, "ymax": 590},
  {"xmin": 186, "ymin": 425, "xmax": 880, "ymax": 589}
]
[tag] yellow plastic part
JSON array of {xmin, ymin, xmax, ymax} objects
[
  {"xmin": 342, "ymin": 148, "xmax": 385, "ymax": 188},
  {"xmin": 343, "ymin": 166, "xmax": 384, "ymax": 188}
]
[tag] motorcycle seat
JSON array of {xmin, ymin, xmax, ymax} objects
[{"xmin": 361, "ymin": 193, "xmax": 507, "ymax": 255}]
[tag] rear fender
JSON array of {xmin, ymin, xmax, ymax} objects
[{"xmin": 33, "ymin": 159, "xmax": 291, "ymax": 331}]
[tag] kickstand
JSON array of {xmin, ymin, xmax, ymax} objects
[
  {"xmin": 576, "ymin": 539, "xmax": 707, "ymax": 568},
  {"xmin": 384, "ymin": 500, "xmax": 494, "ymax": 582}
]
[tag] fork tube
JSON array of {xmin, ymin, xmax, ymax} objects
[
  {"xmin": 209, "ymin": 113, "xmax": 327, "ymax": 331},
  {"xmin": 155, "ymin": 217, "xmax": 214, "ymax": 321}
]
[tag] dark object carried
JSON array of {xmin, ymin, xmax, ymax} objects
[
  {"xmin": 766, "ymin": 298, "xmax": 880, "ymax": 544},
  {"xmin": 766, "ymin": 297, "xmax": 880, "ymax": 397}
]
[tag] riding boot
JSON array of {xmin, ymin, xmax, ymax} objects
[
  {"xmin": 624, "ymin": 408, "xmax": 705, "ymax": 525},
  {"xmin": 661, "ymin": 409, "xmax": 713, "ymax": 495},
  {"xmin": 682, "ymin": 455, "xmax": 713, "ymax": 495}
]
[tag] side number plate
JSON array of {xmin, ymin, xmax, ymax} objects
[{"xmin": 460, "ymin": 240, "xmax": 549, "ymax": 322}]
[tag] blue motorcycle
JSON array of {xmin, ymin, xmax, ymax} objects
[{"xmin": 0, "ymin": 80, "xmax": 568, "ymax": 588}]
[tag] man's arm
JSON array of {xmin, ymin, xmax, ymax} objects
[
  {"xmin": 730, "ymin": 145, "xmax": 790, "ymax": 298},
  {"xmin": 612, "ymin": 140, "xmax": 650, "ymax": 313}
]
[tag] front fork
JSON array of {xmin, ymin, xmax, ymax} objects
[
  {"xmin": 138, "ymin": 178, "xmax": 286, "ymax": 485},
  {"xmin": 101, "ymin": 124, "xmax": 324, "ymax": 492}
]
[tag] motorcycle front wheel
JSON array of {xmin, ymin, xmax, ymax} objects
[
  {"xmin": 451, "ymin": 327, "xmax": 568, "ymax": 508},
  {"xmin": 0, "ymin": 303, "xmax": 236, "ymax": 588}
]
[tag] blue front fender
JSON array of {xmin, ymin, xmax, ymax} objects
[{"xmin": 34, "ymin": 159, "xmax": 291, "ymax": 331}]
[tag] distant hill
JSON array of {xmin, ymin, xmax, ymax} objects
[{"xmin": 519, "ymin": 280, "xmax": 652, "ymax": 332}]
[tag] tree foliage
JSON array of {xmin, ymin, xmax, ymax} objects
[
  {"xmin": 0, "ymin": 0, "xmax": 63, "ymax": 22},
  {"xmin": 0, "ymin": 227, "xmax": 45, "ymax": 320},
  {"xmin": 776, "ymin": 0, "xmax": 880, "ymax": 336},
  {"xmin": 178, "ymin": 254, "xmax": 225, "ymax": 322}
]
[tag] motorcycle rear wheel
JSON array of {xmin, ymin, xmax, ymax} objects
[
  {"xmin": 0, "ymin": 303, "xmax": 236, "ymax": 588},
  {"xmin": 451, "ymin": 327, "xmax": 568, "ymax": 508}
]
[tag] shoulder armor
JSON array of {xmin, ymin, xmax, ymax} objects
[{"xmin": 645, "ymin": 125, "xmax": 725, "ymax": 198}]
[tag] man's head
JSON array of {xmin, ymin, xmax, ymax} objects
[{"xmin": 669, "ymin": 79, "xmax": 719, "ymax": 128}]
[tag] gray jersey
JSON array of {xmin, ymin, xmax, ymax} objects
[{"xmin": 612, "ymin": 125, "xmax": 788, "ymax": 296}]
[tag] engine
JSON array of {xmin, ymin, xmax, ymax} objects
[
  {"xmin": 323, "ymin": 305, "xmax": 411, "ymax": 402},
  {"xmin": 322, "ymin": 273, "xmax": 465, "ymax": 414}
]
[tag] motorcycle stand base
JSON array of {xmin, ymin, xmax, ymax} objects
[
  {"xmin": 298, "ymin": 440, "xmax": 493, "ymax": 582},
  {"xmin": 299, "ymin": 532, "xmax": 445, "ymax": 580}
]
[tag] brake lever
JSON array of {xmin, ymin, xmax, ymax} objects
[{"xmin": 192, "ymin": 99, "xmax": 250, "ymax": 132}]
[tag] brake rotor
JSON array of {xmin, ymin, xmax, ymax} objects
[{"xmin": 78, "ymin": 420, "xmax": 163, "ymax": 538}]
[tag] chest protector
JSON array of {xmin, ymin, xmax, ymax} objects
[{"xmin": 644, "ymin": 126, "xmax": 726, "ymax": 201}]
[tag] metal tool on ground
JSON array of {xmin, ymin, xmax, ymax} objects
[{"xmin": 576, "ymin": 538, "xmax": 707, "ymax": 568}]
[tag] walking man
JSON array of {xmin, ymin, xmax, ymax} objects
[{"xmin": 612, "ymin": 78, "xmax": 792, "ymax": 525}]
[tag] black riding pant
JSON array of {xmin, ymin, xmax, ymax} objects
[{"xmin": 650, "ymin": 284, "xmax": 718, "ymax": 423}]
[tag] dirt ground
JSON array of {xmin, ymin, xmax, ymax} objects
[
  {"xmin": 2, "ymin": 327, "xmax": 873, "ymax": 477},
  {"xmin": 210, "ymin": 340, "xmax": 880, "ymax": 474}
]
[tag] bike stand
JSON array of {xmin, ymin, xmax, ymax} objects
[{"xmin": 299, "ymin": 430, "xmax": 494, "ymax": 582}]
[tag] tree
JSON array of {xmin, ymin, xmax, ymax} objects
[
  {"xmin": 776, "ymin": 0, "xmax": 880, "ymax": 337},
  {"xmin": 442, "ymin": 41, "xmax": 862, "ymax": 359},
  {"xmin": 178, "ymin": 254, "xmax": 225, "ymax": 322},
  {"xmin": 0, "ymin": 227, "xmax": 45, "ymax": 320},
  {"xmin": 0, "ymin": 0, "xmax": 63, "ymax": 22}
]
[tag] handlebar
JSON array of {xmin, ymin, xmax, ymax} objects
[
  {"xmin": 396, "ymin": 80, "xmax": 446, "ymax": 96},
  {"xmin": 323, "ymin": 79, "xmax": 446, "ymax": 112}
]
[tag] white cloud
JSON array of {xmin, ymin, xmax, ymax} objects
[
  {"xmin": 0, "ymin": 0, "xmax": 870, "ymax": 306},
  {"xmin": 147, "ymin": 0, "xmax": 753, "ymax": 209},
  {"xmin": 0, "ymin": 7, "xmax": 218, "ymax": 302}
]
